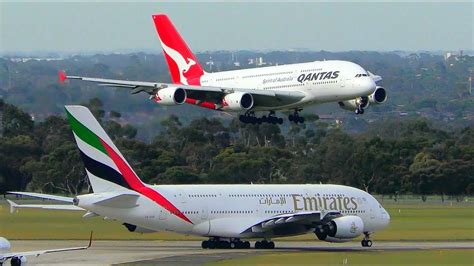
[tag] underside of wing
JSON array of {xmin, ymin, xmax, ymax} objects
[
  {"xmin": 240, "ymin": 211, "xmax": 340, "ymax": 236},
  {"xmin": 2, "ymin": 232, "xmax": 92, "ymax": 260}
]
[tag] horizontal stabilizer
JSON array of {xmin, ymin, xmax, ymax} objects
[
  {"xmin": 8, "ymin": 191, "xmax": 74, "ymax": 203},
  {"xmin": 6, "ymin": 200, "xmax": 83, "ymax": 213}
]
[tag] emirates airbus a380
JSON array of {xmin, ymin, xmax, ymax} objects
[
  {"xmin": 59, "ymin": 14, "xmax": 387, "ymax": 124},
  {"xmin": 9, "ymin": 106, "xmax": 390, "ymax": 249}
]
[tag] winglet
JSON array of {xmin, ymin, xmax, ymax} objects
[
  {"xmin": 6, "ymin": 199, "xmax": 18, "ymax": 214},
  {"xmin": 87, "ymin": 231, "xmax": 93, "ymax": 248},
  {"xmin": 59, "ymin": 70, "xmax": 67, "ymax": 83}
]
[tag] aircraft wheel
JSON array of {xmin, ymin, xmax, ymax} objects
[
  {"xmin": 366, "ymin": 240, "xmax": 372, "ymax": 247},
  {"xmin": 201, "ymin": 240, "xmax": 208, "ymax": 249},
  {"xmin": 268, "ymin": 241, "xmax": 275, "ymax": 249},
  {"xmin": 299, "ymin": 117, "xmax": 305, "ymax": 123},
  {"xmin": 244, "ymin": 241, "xmax": 251, "ymax": 249},
  {"xmin": 288, "ymin": 114, "xmax": 294, "ymax": 122},
  {"xmin": 278, "ymin": 118, "xmax": 283, "ymax": 124},
  {"xmin": 208, "ymin": 241, "xmax": 216, "ymax": 249},
  {"xmin": 255, "ymin": 241, "xmax": 262, "ymax": 249}
]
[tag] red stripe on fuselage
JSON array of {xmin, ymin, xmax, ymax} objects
[{"xmin": 99, "ymin": 139, "xmax": 192, "ymax": 224}]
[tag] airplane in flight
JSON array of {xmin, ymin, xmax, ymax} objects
[
  {"xmin": 0, "ymin": 233, "xmax": 92, "ymax": 266},
  {"xmin": 8, "ymin": 106, "xmax": 390, "ymax": 249},
  {"xmin": 59, "ymin": 14, "xmax": 387, "ymax": 124}
]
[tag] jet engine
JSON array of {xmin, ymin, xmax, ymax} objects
[
  {"xmin": 154, "ymin": 87, "xmax": 187, "ymax": 106},
  {"xmin": 123, "ymin": 223, "xmax": 156, "ymax": 234},
  {"xmin": 338, "ymin": 96, "xmax": 369, "ymax": 112},
  {"xmin": 369, "ymin": 86, "xmax": 387, "ymax": 104},
  {"xmin": 222, "ymin": 92, "xmax": 254, "ymax": 111},
  {"xmin": 10, "ymin": 256, "xmax": 27, "ymax": 266},
  {"xmin": 314, "ymin": 216, "xmax": 364, "ymax": 241}
]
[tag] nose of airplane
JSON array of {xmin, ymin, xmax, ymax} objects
[
  {"xmin": 355, "ymin": 77, "xmax": 376, "ymax": 95},
  {"xmin": 381, "ymin": 208, "xmax": 390, "ymax": 228}
]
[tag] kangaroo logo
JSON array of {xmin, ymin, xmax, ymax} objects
[{"xmin": 160, "ymin": 41, "xmax": 196, "ymax": 85}]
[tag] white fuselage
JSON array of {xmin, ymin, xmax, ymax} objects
[
  {"xmin": 78, "ymin": 184, "xmax": 390, "ymax": 239},
  {"xmin": 200, "ymin": 60, "xmax": 376, "ymax": 111}
]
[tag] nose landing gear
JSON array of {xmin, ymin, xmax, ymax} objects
[{"xmin": 361, "ymin": 232, "xmax": 372, "ymax": 247}]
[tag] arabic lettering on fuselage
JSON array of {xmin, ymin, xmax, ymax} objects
[
  {"xmin": 259, "ymin": 196, "xmax": 287, "ymax": 206},
  {"xmin": 297, "ymin": 71, "xmax": 340, "ymax": 83}
]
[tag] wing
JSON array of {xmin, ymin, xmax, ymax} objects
[
  {"xmin": 59, "ymin": 71, "xmax": 306, "ymax": 109},
  {"xmin": 1, "ymin": 233, "xmax": 92, "ymax": 260},
  {"xmin": 240, "ymin": 210, "xmax": 340, "ymax": 234}
]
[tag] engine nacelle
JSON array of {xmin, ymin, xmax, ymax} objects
[
  {"xmin": 369, "ymin": 86, "xmax": 387, "ymax": 104},
  {"xmin": 123, "ymin": 223, "xmax": 156, "ymax": 234},
  {"xmin": 0, "ymin": 237, "xmax": 11, "ymax": 251},
  {"xmin": 154, "ymin": 87, "xmax": 187, "ymax": 106},
  {"xmin": 315, "ymin": 216, "xmax": 364, "ymax": 241},
  {"xmin": 10, "ymin": 256, "xmax": 27, "ymax": 265},
  {"xmin": 222, "ymin": 92, "xmax": 254, "ymax": 111},
  {"xmin": 338, "ymin": 96, "xmax": 369, "ymax": 111}
]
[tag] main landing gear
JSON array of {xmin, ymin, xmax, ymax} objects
[
  {"xmin": 361, "ymin": 232, "xmax": 372, "ymax": 247},
  {"xmin": 239, "ymin": 111, "xmax": 283, "ymax": 125},
  {"xmin": 255, "ymin": 240, "xmax": 275, "ymax": 249},
  {"xmin": 201, "ymin": 238, "xmax": 251, "ymax": 249},
  {"xmin": 288, "ymin": 109, "xmax": 305, "ymax": 124},
  {"xmin": 201, "ymin": 238, "xmax": 275, "ymax": 249}
]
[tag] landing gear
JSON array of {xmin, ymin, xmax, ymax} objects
[
  {"xmin": 355, "ymin": 108, "xmax": 365, "ymax": 115},
  {"xmin": 201, "ymin": 238, "xmax": 250, "ymax": 249},
  {"xmin": 288, "ymin": 109, "xmax": 305, "ymax": 124},
  {"xmin": 255, "ymin": 240, "xmax": 275, "ymax": 249},
  {"xmin": 355, "ymin": 96, "xmax": 368, "ymax": 115},
  {"xmin": 361, "ymin": 232, "xmax": 372, "ymax": 247},
  {"xmin": 240, "ymin": 111, "xmax": 283, "ymax": 125}
]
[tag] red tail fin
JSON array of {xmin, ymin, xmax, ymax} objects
[{"xmin": 152, "ymin": 14, "xmax": 204, "ymax": 86}]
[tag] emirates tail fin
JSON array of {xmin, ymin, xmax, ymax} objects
[{"xmin": 152, "ymin": 14, "xmax": 205, "ymax": 85}]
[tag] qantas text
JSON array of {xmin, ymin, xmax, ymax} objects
[{"xmin": 297, "ymin": 71, "xmax": 340, "ymax": 83}]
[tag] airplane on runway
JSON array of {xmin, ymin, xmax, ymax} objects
[
  {"xmin": 0, "ymin": 233, "xmax": 92, "ymax": 266},
  {"xmin": 59, "ymin": 14, "xmax": 387, "ymax": 124},
  {"xmin": 8, "ymin": 105, "xmax": 390, "ymax": 249}
]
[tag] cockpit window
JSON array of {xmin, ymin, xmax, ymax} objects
[{"xmin": 355, "ymin": 74, "xmax": 368, "ymax": 78}]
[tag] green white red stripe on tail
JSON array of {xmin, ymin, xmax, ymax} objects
[{"xmin": 65, "ymin": 105, "xmax": 192, "ymax": 224}]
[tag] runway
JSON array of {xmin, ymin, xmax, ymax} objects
[{"xmin": 9, "ymin": 240, "xmax": 474, "ymax": 265}]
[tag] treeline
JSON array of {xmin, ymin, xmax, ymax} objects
[
  {"xmin": 1, "ymin": 99, "xmax": 472, "ymax": 199},
  {"xmin": 1, "ymin": 51, "xmax": 472, "ymax": 131}
]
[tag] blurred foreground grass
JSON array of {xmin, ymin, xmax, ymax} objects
[{"xmin": 206, "ymin": 250, "xmax": 474, "ymax": 266}]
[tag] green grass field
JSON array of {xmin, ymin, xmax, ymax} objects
[
  {"xmin": 0, "ymin": 200, "xmax": 473, "ymax": 241},
  {"xmin": 206, "ymin": 250, "xmax": 474, "ymax": 266}
]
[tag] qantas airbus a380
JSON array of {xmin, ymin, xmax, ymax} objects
[
  {"xmin": 9, "ymin": 106, "xmax": 390, "ymax": 249},
  {"xmin": 59, "ymin": 14, "xmax": 387, "ymax": 124}
]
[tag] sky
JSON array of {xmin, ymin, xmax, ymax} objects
[{"xmin": 1, "ymin": 1, "xmax": 473, "ymax": 54}]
